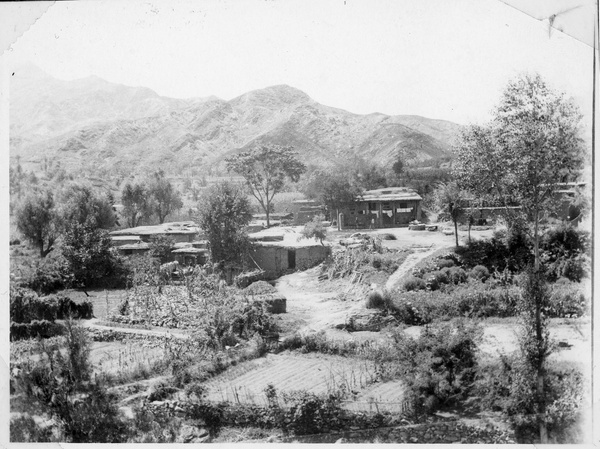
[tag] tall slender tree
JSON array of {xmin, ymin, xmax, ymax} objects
[{"xmin": 453, "ymin": 73, "xmax": 586, "ymax": 442}]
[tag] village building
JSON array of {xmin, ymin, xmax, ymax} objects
[
  {"xmin": 339, "ymin": 187, "xmax": 423, "ymax": 229},
  {"xmin": 247, "ymin": 230, "xmax": 331, "ymax": 277},
  {"xmin": 291, "ymin": 199, "xmax": 326, "ymax": 225},
  {"xmin": 110, "ymin": 221, "xmax": 200, "ymax": 243},
  {"xmin": 109, "ymin": 221, "xmax": 208, "ymax": 265}
]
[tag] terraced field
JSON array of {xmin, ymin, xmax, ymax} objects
[{"xmin": 203, "ymin": 352, "xmax": 407, "ymax": 412}]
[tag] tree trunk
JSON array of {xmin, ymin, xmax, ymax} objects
[
  {"xmin": 533, "ymin": 209, "xmax": 548, "ymax": 444},
  {"xmin": 266, "ymin": 206, "xmax": 270, "ymax": 228},
  {"xmin": 454, "ymin": 218, "xmax": 459, "ymax": 247}
]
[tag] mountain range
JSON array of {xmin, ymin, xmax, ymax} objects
[{"xmin": 10, "ymin": 64, "xmax": 462, "ymax": 177}]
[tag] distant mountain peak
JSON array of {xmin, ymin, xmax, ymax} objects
[{"xmin": 231, "ymin": 84, "xmax": 312, "ymax": 107}]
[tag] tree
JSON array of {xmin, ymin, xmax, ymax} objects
[
  {"xmin": 196, "ymin": 181, "xmax": 253, "ymax": 275},
  {"xmin": 58, "ymin": 183, "xmax": 117, "ymax": 229},
  {"xmin": 148, "ymin": 235, "xmax": 175, "ymax": 263},
  {"xmin": 226, "ymin": 144, "xmax": 306, "ymax": 227},
  {"xmin": 16, "ymin": 189, "xmax": 59, "ymax": 258},
  {"xmin": 61, "ymin": 220, "xmax": 123, "ymax": 289},
  {"xmin": 453, "ymin": 73, "xmax": 586, "ymax": 442},
  {"xmin": 299, "ymin": 214, "xmax": 327, "ymax": 245},
  {"xmin": 432, "ymin": 181, "xmax": 468, "ymax": 247},
  {"xmin": 121, "ymin": 182, "xmax": 153, "ymax": 228},
  {"xmin": 301, "ymin": 165, "xmax": 363, "ymax": 225},
  {"xmin": 392, "ymin": 156, "xmax": 404, "ymax": 176},
  {"xmin": 147, "ymin": 170, "xmax": 183, "ymax": 224}
]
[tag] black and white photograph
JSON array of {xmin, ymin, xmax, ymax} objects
[{"xmin": 1, "ymin": 0, "xmax": 596, "ymax": 444}]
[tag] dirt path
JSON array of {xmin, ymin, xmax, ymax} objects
[
  {"xmin": 384, "ymin": 245, "xmax": 440, "ymax": 291},
  {"xmin": 274, "ymin": 267, "xmax": 363, "ymax": 335},
  {"xmin": 274, "ymin": 241, "xmax": 449, "ymax": 337}
]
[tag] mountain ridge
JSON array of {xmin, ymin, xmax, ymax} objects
[{"xmin": 10, "ymin": 65, "xmax": 462, "ymax": 176}]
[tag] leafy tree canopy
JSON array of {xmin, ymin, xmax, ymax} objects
[
  {"xmin": 196, "ymin": 181, "xmax": 253, "ymax": 269},
  {"xmin": 16, "ymin": 188, "xmax": 59, "ymax": 258},
  {"xmin": 121, "ymin": 182, "xmax": 153, "ymax": 228},
  {"xmin": 58, "ymin": 183, "xmax": 118, "ymax": 230},
  {"xmin": 226, "ymin": 144, "xmax": 306, "ymax": 227},
  {"xmin": 147, "ymin": 170, "xmax": 183, "ymax": 224},
  {"xmin": 453, "ymin": 73, "xmax": 586, "ymax": 230}
]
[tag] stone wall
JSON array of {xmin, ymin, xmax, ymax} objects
[
  {"xmin": 142, "ymin": 399, "xmax": 514, "ymax": 444},
  {"xmin": 288, "ymin": 420, "xmax": 515, "ymax": 444},
  {"xmin": 295, "ymin": 245, "xmax": 331, "ymax": 270}
]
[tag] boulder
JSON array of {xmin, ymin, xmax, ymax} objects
[
  {"xmin": 177, "ymin": 425, "xmax": 210, "ymax": 443},
  {"xmin": 345, "ymin": 309, "xmax": 397, "ymax": 331}
]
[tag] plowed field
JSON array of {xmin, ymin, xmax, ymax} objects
[{"xmin": 204, "ymin": 352, "xmax": 407, "ymax": 412}]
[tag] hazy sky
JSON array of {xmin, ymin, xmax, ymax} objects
[{"xmin": 3, "ymin": 0, "xmax": 595, "ymax": 126}]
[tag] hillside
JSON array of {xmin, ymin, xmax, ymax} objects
[{"xmin": 10, "ymin": 65, "xmax": 462, "ymax": 177}]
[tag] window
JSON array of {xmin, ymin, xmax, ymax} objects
[
  {"xmin": 399, "ymin": 202, "xmax": 408, "ymax": 209},
  {"xmin": 368, "ymin": 202, "xmax": 377, "ymax": 211}
]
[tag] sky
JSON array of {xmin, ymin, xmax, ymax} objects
[{"xmin": 1, "ymin": 0, "xmax": 595, "ymax": 126}]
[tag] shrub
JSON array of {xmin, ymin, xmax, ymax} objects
[
  {"xmin": 387, "ymin": 320, "xmax": 482, "ymax": 416},
  {"xmin": 280, "ymin": 390, "xmax": 342, "ymax": 435},
  {"xmin": 10, "ymin": 287, "xmax": 94, "ymax": 324},
  {"xmin": 404, "ymin": 276, "xmax": 427, "ymax": 291},
  {"xmin": 470, "ymin": 265, "xmax": 490, "ymax": 281},
  {"xmin": 300, "ymin": 214, "xmax": 327, "ymax": 245},
  {"xmin": 455, "ymin": 236, "xmax": 509, "ymax": 272},
  {"xmin": 187, "ymin": 402, "xmax": 225, "ymax": 436},
  {"xmin": 19, "ymin": 257, "xmax": 69, "ymax": 295},
  {"xmin": 447, "ymin": 267, "xmax": 468, "ymax": 284},
  {"xmin": 541, "ymin": 224, "xmax": 590, "ymax": 282},
  {"xmin": 390, "ymin": 282, "xmax": 522, "ymax": 325},
  {"xmin": 365, "ymin": 290, "xmax": 385, "ymax": 309},
  {"xmin": 476, "ymin": 356, "xmax": 586, "ymax": 443},
  {"xmin": 10, "ymin": 415, "xmax": 54, "ymax": 442},
  {"xmin": 436, "ymin": 258, "xmax": 455, "ymax": 269},
  {"xmin": 12, "ymin": 321, "xmax": 128, "ymax": 442},
  {"xmin": 546, "ymin": 281, "xmax": 588, "ymax": 318},
  {"xmin": 10, "ymin": 320, "xmax": 65, "ymax": 341}
]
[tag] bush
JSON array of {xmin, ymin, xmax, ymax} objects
[
  {"xmin": 10, "ymin": 415, "xmax": 54, "ymax": 442},
  {"xmin": 436, "ymin": 258, "xmax": 455, "ymax": 269},
  {"xmin": 280, "ymin": 390, "xmax": 342, "ymax": 435},
  {"xmin": 10, "ymin": 286, "xmax": 94, "ymax": 323},
  {"xmin": 300, "ymin": 214, "xmax": 327, "ymax": 245},
  {"xmin": 10, "ymin": 320, "xmax": 65, "ymax": 341},
  {"xmin": 20, "ymin": 258, "xmax": 69, "ymax": 295},
  {"xmin": 390, "ymin": 282, "xmax": 522, "ymax": 325},
  {"xmin": 476, "ymin": 356, "xmax": 586, "ymax": 443},
  {"xmin": 387, "ymin": 320, "xmax": 482, "ymax": 416},
  {"xmin": 404, "ymin": 276, "xmax": 427, "ymax": 291},
  {"xmin": 447, "ymin": 267, "xmax": 468, "ymax": 284},
  {"xmin": 365, "ymin": 290, "xmax": 394, "ymax": 310},
  {"xmin": 12, "ymin": 321, "xmax": 129, "ymax": 442},
  {"xmin": 546, "ymin": 281, "xmax": 588, "ymax": 318},
  {"xmin": 469, "ymin": 265, "xmax": 490, "ymax": 281}
]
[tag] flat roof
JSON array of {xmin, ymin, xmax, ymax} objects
[
  {"xmin": 110, "ymin": 221, "xmax": 200, "ymax": 236},
  {"xmin": 111, "ymin": 235, "xmax": 141, "ymax": 241},
  {"xmin": 359, "ymin": 187, "xmax": 422, "ymax": 202},
  {"xmin": 118, "ymin": 242, "xmax": 151, "ymax": 250}
]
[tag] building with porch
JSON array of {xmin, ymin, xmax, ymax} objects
[{"xmin": 339, "ymin": 187, "xmax": 422, "ymax": 229}]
